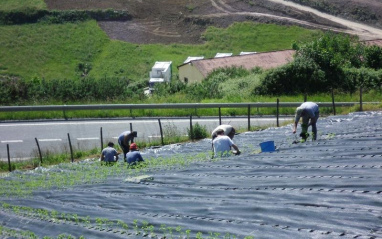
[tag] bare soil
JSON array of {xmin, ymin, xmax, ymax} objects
[
  {"xmin": 44, "ymin": 0, "xmax": 382, "ymax": 44},
  {"xmin": 292, "ymin": 0, "xmax": 382, "ymax": 28}
]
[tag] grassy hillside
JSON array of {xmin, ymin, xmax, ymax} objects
[
  {"xmin": 92, "ymin": 23, "xmax": 321, "ymax": 80},
  {"xmin": 1, "ymin": 21, "xmax": 321, "ymax": 81},
  {"xmin": 0, "ymin": 20, "xmax": 109, "ymax": 80},
  {"xmin": 0, "ymin": 0, "xmax": 46, "ymax": 11}
]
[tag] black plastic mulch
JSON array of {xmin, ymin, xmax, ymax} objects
[{"xmin": 1, "ymin": 111, "xmax": 381, "ymax": 239}]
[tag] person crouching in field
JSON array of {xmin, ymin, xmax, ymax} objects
[
  {"xmin": 212, "ymin": 129, "xmax": 241, "ymax": 157},
  {"xmin": 126, "ymin": 143, "xmax": 144, "ymax": 167},
  {"xmin": 101, "ymin": 142, "xmax": 119, "ymax": 165}
]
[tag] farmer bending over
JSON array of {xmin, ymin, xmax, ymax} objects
[
  {"xmin": 118, "ymin": 130, "xmax": 137, "ymax": 161},
  {"xmin": 211, "ymin": 124, "xmax": 236, "ymax": 140},
  {"xmin": 293, "ymin": 102, "xmax": 319, "ymax": 141}
]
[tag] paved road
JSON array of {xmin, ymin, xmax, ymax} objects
[{"xmin": 0, "ymin": 116, "xmax": 293, "ymax": 160}]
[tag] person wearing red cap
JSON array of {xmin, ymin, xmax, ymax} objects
[{"xmin": 125, "ymin": 143, "xmax": 144, "ymax": 166}]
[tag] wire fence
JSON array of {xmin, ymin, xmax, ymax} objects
[{"xmin": 1, "ymin": 99, "xmax": 379, "ymax": 171}]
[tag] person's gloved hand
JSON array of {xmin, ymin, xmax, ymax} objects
[{"xmin": 233, "ymin": 150, "xmax": 241, "ymax": 155}]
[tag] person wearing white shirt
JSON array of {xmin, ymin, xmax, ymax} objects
[{"xmin": 212, "ymin": 129, "xmax": 240, "ymax": 157}]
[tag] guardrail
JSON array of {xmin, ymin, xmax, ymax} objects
[
  {"xmin": 1, "ymin": 101, "xmax": 379, "ymax": 170},
  {"xmin": 0, "ymin": 102, "xmax": 368, "ymax": 112},
  {"xmin": 1, "ymin": 101, "xmax": 377, "ymax": 129}
]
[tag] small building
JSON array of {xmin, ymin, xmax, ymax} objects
[
  {"xmin": 178, "ymin": 50, "xmax": 295, "ymax": 84},
  {"xmin": 184, "ymin": 56, "xmax": 204, "ymax": 64},
  {"xmin": 214, "ymin": 53, "xmax": 233, "ymax": 58},
  {"xmin": 239, "ymin": 51, "xmax": 257, "ymax": 55},
  {"xmin": 148, "ymin": 61, "xmax": 172, "ymax": 93}
]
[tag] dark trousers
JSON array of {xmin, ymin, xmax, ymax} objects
[{"xmin": 118, "ymin": 139, "xmax": 129, "ymax": 160}]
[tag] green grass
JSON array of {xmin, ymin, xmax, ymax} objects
[
  {"xmin": 0, "ymin": 0, "xmax": 46, "ymax": 11},
  {"xmin": 0, "ymin": 151, "xmax": 214, "ymax": 196},
  {"xmin": 0, "ymin": 122, "xmax": 204, "ymax": 173},
  {"xmin": 91, "ymin": 22, "xmax": 321, "ymax": 79},
  {"xmin": 0, "ymin": 21, "xmax": 321, "ymax": 81},
  {"xmin": 202, "ymin": 23, "xmax": 319, "ymax": 52},
  {"xmin": 0, "ymin": 20, "xmax": 110, "ymax": 80},
  {"xmin": 1, "ymin": 90, "xmax": 381, "ymax": 121},
  {"xmin": 0, "ymin": 201, "xmax": 247, "ymax": 238}
]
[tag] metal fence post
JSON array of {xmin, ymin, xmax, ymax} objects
[
  {"xmin": 7, "ymin": 144, "xmax": 11, "ymax": 172},
  {"xmin": 68, "ymin": 133, "xmax": 74, "ymax": 163},
  {"xmin": 359, "ymin": 87, "xmax": 363, "ymax": 111},
  {"xmin": 100, "ymin": 127, "xmax": 103, "ymax": 150},
  {"xmin": 130, "ymin": 123, "xmax": 134, "ymax": 143},
  {"xmin": 276, "ymin": 98, "xmax": 280, "ymax": 127},
  {"xmin": 331, "ymin": 88, "xmax": 336, "ymax": 115},
  {"xmin": 218, "ymin": 107, "xmax": 222, "ymax": 125},
  {"xmin": 247, "ymin": 105, "xmax": 251, "ymax": 131},
  {"xmin": 35, "ymin": 138, "xmax": 43, "ymax": 164},
  {"xmin": 190, "ymin": 115, "xmax": 193, "ymax": 140},
  {"xmin": 158, "ymin": 119, "xmax": 164, "ymax": 145},
  {"xmin": 63, "ymin": 105, "xmax": 67, "ymax": 120}
]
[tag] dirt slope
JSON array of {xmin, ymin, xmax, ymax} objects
[{"xmin": 44, "ymin": 0, "xmax": 382, "ymax": 44}]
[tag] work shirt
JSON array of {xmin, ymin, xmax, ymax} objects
[
  {"xmin": 101, "ymin": 146, "xmax": 118, "ymax": 162},
  {"xmin": 126, "ymin": 151, "xmax": 144, "ymax": 165},
  {"xmin": 118, "ymin": 131, "xmax": 132, "ymax": 145},
  {"xmin": 295, "ymin": 102, "xmax": 319, "ymax": 123},
  {"xmin": 213, "ymin": 135, "xmax": 234, "ymax": 157}
]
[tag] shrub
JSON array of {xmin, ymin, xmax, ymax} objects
[
  {"xmin": 184, "ymin": 67, "xmax": 248, "ymax": 100},
  {"xmin": 153, "ymin": 78, "xmax": 187, "ymax": 97},
  {"xmin": 363, "ymin": 45, "xmax": 382, "ymax": 70},
  {"xmin": 343, "ymin": 67, "xmax": 382, "ymax": 91},
  {"xmin": 254, "ymin": 56, "xmax": 325, "ymax": 95},
  {"xmin": 188, "ymin": 123, "xmax": 208, "ymax": 140},
  {"xmin": 0, "ymin": 9, "xmax": 131, "ymax": 25},
  {"xmin": 0, "ymin": 76, "xmax": 133, "ymax": 104}
]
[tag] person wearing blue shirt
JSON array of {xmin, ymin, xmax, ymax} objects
[
  {"xmin": 101, "ymin": 142, "xmax": 119, "ymax": 165},
  {"xmin": 126, "ymin": 143, "xmax": 144, "ymax": 166}
]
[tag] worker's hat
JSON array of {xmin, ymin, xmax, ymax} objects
[{"xmin": 130, "ymin": 143, "xmax": 138, "ymax": 150}]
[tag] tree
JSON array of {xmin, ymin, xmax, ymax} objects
[
  {"xmin": 254, "ymin": 56, "xmax": 325, "ymax": 95},
  {"xmin": 293, "ymin": 33, "xmax": 363, "ymax": 91},
  {"xmin": 363, "ymin": 45, "xmax": 382, "ymax": 70}
]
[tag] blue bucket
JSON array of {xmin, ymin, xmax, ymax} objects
[{"xmin": 259, "ymin": 141, "xmax": 275, "ymax": 152}]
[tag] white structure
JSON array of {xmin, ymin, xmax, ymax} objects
[
  {"xmin": 240, "ymin": 51, "xmax": 257, "ymax": 55},
  {"xmin": 183, "ymin": 56, "xmax": 204, "ymax": 64},
  {"xmin": 148, "ymin": 61, "xmax": 172, "ymax": 93},
  {"xmin": 214, "ymin": 53, "xmax": 233, "ymax": 58}
]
